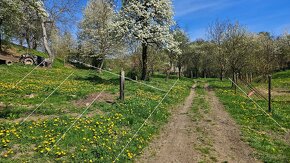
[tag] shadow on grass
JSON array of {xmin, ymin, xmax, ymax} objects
[
  {"xmin": 272, "ymin": 70, "xmax": 290, "ymax": 79},
  {"xmin": 152, "ymin": 74, "xmax": 179, "ymax": 80},
  {"xmin": 0, "ymin": 106, "xmax": 23, "ymax": 119},
  {"xmin": 74, "ymin": 74, "xmax": 119, "ymax": 85}
]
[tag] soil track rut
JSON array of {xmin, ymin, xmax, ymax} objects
[
  {"xmin": 204, "ymin": 86, "xmax": 258, "ymax": 162},
  {"xmin": 137, "ymin": 85, "xmax": 199, "ymax": 163},
  {"xmin": 137, "ymin": 83, "xmax": 259, "ymax": 163}
]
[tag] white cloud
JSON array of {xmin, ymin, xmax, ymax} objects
[{"xmin": 173, "ymin": 0, "xmax": 242, "ymax": 17}]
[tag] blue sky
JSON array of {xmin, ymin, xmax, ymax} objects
[
  {"xmin": 173, "ymin": 0, "xmax": 290, "ymax": 40},
  {"xmin": 73, "ymin": 0, "xmax": 290, "ymax": 40}
]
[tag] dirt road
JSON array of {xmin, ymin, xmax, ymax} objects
[{"xmin": 137, "ymin": 83, "xmax": 259, "ymax": 163}]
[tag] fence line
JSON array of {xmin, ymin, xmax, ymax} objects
[
  {"xmin": 113, "ymin": 79, "xmax": 179, "ymax": 162},
  {"xmin": 229, "ymin": 78, "xmax": 288, "ymax": 133},
  {"xmin": 70, "ymin": 60, "xmax": 167, "ymax": 92}
]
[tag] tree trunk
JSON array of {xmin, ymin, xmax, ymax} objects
[
  {"xmin": 151, "ymin": 65, "xmax": 154, "ymax": 76},
  {"xmin": 0, "ymin": 19, "xmax": 2, "ymax": 52},
  {"xmin": 0, "ymin": 32, "xmax": 2, "ymax": 52},
  {"xmin": 98, "ymin": 58, "xmax": 104, "ymax": 73},
  {"xmin": 41, "ymin": 20, "xmax": 54, "ymax": 63},
  {"xmin": 220, "ymin": 68, "xmax": 223, "ymax": 81},
  {"xmin": 0, "ymin": 31, "xmax": 2, "ymax": 52},
  {"xmin": 178, "ymin": 66, "xmax": 181, "ymax": 79},
  {"xmin": 141, "ymin": 43, "xmax": 148, "ymax": 80},
  {"xmin": 26, "ymin": 34, "xmax": 31, "ymax": 49},
  {"xmin": 191, "ymin": 71, "xmax": 193, "ymax": 79},
  {"xmin": 19, "ymin": 39, "xmax": 23, "ymax": 46},
  {"xmin": 32, "ymin": 36, "xmax": 37, "ymax": 49},
  {"xmin": 99, "ymin": 59, "xmax": 104, "ymax": 70},
  {"xmin": 232, "ymin": 71, "xmax": 235, "ymax": 88}
]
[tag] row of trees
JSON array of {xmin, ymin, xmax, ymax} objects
[
  {"xmin": 1, "ymin": 0, "xmax": 179, "ymax": 80},
  {"xmin": 1, "ymin": 0, "xmax": 289, "ymax": 80},
  {"xmin": 0, "ymin": 0, "xmax": 80, "ymax": 62},
  {"xmin": 78, "ymin": 0, "xmax": 179, "ymax": 80},
  {"xmin": 177, "ymin": 20, "xmax": 290, "ymax": 81},
  {"xmin": 67, "ymin": 0, "xmax": 290, "ymax": 80}
]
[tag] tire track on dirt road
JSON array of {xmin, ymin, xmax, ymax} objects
[
  {"xmin": 137, "ymin": 83, "xmax": 259, "ymax": 163},
  {"xmin": 203, "ymin": 84, "xmax": 259, "ymax": 163},
  {"xmin": 137, "ymin": 84, "xmax": 200, "ymax": 163}
]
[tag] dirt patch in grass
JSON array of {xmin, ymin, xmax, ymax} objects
[
  {"xmin": 0, "ymin": 102, "xmax": 6, "ymax": 110},
  {"xmin": 73, "ymin": 92, "xmax": 118, "ymax": 107},
  {"xmin": 11, "ymin": 144, "xmax": 36, "ymax": 159},
  {"xmin": 285, "ymin": 132, "xmax": 290, "ymax": 144},
  {"xmin": 257, "ymin": 88, "xmax": 290, "ymax": 96}
]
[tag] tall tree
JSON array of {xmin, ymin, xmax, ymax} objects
[
  {"xmin": 18, "ymin": 2, "xmax": 43, "ymax": 49},
  {"xmin": 45, "ymin": 0, "xmax": 81, "ymax": 31},
  {"xmin": 115, "ymin": 0, "xmax": 179, "ymax": 80},
  {"xmin": 207, "ymin": 20, "xmax": 228, "ymax": 80},
  {"xmin": 0, "ymin": 0, "xmax": 23, "ymax": 51},
  {"xmin": 173, "ymin": 29, "xmax": 190, "ymax": 78},
  {"xmin": 79, "ymin": 0, "xmax": 115, "ymax": 69},
  {"xmin": 255, "ymin": 32, "xmax": 279, "ymax": 75},
  {"xmin": 19, "ymin": 0, "xmax": 54, "ymax": 62},
  {"xmin": 223, "ymin": 22, "xmax": 251, "ymax": 82},
  {"xmin": 51, "ymin": 29, "xmax": 76, "ymax": 59},
  {"xmin": 277, "ymin": 33, "xmax": 290, "ymax": 70}
]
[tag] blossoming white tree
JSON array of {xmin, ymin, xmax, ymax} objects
[
  {"xmin": 116, "ymin": 0, "xmax": 179, "ymax": 80},
  {"xmin": 79, "ymin": 0, "xmax": 115, "ymax": 69},
  {"xmin": 21, "ymin": 0, "xmax": 53, "ymax": 62}
]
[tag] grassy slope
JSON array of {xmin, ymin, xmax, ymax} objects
[
  {"xmin": 1, "ymin": 42, "xmax": 64, "ymax": 68},
  {"xmin": 207, "ymin": 71, "xmax": 290, "ymax": 162},
  {"xmin": 0, "ymin": 45, "xmax": 193, "ymax": 162}
]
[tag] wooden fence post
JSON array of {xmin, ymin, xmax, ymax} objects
[
  {"xmin": 250, "ymin": 73, "xmax": 253, "ymax": 83},
  {"xmin": 120, "ymin": 69, "xmax": 125, "ymax": 101},
  {"xmin": 234, "ymin": 73, "xmax": 237, "ymax": 94},
  {"xmin": 268, "ymin": 75, "xmax": 272, "ymax": 113}
]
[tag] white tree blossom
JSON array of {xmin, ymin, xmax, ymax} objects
[
  {"xmin": 115, "ymin": 0, "xmax": 179, "ymax": 80},
  {"xmin": 79, "ymin": 0, "xmax": 116, "ymax": 68}
]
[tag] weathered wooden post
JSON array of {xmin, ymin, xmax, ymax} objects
[
  {"xmin": 120, "ymin": 69, "xmax": 125, "ymax": 101},
  {"xmin": 268, "ymin": 75, "xmax": 272, "ymax": 113},
  {"xmin": 234, "ymin": 73, "xmax": 237, "ymax": 94}
]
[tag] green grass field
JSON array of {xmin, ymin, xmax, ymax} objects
[
  {"xmin": 207, "ymin": 71, "xmax": 290, "ymax": 162},
  {"xmin": 1, "ymin": 43, "xmax": 289, "ymax": 162},
  {"xmin": 0, "ymin": 63, "xmax": 193, "ymax": 162}
]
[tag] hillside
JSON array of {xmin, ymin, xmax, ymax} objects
[
  {"xmin": 0, "ymin": 42, "xmax": 64, "ymax": 68},
  {"xmin": 0, "ymin": 45, "xmax": 193, "ymax": 162}
]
